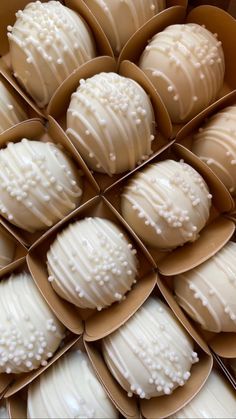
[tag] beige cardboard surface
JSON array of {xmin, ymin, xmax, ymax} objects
[
  {"xmin": 47, "ymin": 55, "xmax": 173, "ymax": 192},
  {"xmin": 28, "ymin": 195, "xmax": 155, "ymax": 336},
  {"xmin": 105, "ymin": 143, "xmax": 235, "ymax": 275},
  {"xmin": 0, "ymin": 0, "xmax": 113, "ymax": 116},
  {"xmin": 0, "ymin": 117, "xmax": 98, "ymax": 248},
  {"xmin": 85, "ymin": 283, "xmax": 213, "ymax": 419},
  {"xmin": 0, "ymin": 223, "xmax": 27, "ymax": 280},
  {"xmin": 118, "ymin": 5, "xmax": 236, "ymax": 134},
  {"xmin": 213, "ymin": 354, "xmax": 236, "ymax": 391}
]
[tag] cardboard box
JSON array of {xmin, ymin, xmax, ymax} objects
[
  {"xmin": 0, "ymin": 118, "xmax": 98, "ymax": 248},
  {"xmin": 84, "ymin": 281, "xmax": 213, "ymax": 419},
  {"xmin": 105, "ymin": 142, "xmax": 235, "ymax": 276},
  {"xmin": 27, "ymin": 195, "xmax": 157, "ymax": 340},
  {"xmin": 118, "ymin": 5, "xmax": 236, "ymax": 135},
  {"xmin": 0, "ymin": 256, "xmax": 81, "ymax": 399},
  {"xmin": 0, "ymin": 0, "xmax": 113, "ymax": 117},
  {"xmin": 0, "ymin": 223, "xmax": 27, "ymax": 279},
  {"xmin": 47, "ymin": 55, "xmax": 174, "ymax": 192}
]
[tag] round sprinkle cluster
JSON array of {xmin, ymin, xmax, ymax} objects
[
  {"xmin": 102, "ymin": 297, "xmax": 198, "ymax": 399},
  {"xmin": 47, "ymin": 217, "xmax": 138, "ymax": 310},
  {"xmin": 66, "ymin": 72, "xmax": 155, "ymax": 175},
  {"xmin": 0, "ymin": 272, "xmax": 65, "ymax": 374}
]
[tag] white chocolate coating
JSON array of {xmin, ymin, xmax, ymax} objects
[
  {"xmin": 174, "ymin": 241, "xmax": 236, "ymax": 333},
  {"xmin": 66, "ymin": 72, "xmax": 155, "ymax": 175},
  {"xmin": 47, "ymin": 217, "xmax": 138, "ymax": 310},
  {"xmin": 0, "ymin": 139, "xmax": 83, "ymax": 233},
  {"xmin": 170, "ymin": 370, "xmax": 236, "ymax": 418},
  {"xmin": 121, "ymin": 159, "xmax": 211, "ymax": 249},
  {"xmin": 0, "ymin": 227, "xmax": 16, "ymax": 268},
  {"xmin": 84, "ymin": 0, "xmax": 166, "ymax": 54},
  {"xmin": 27, "ymin": 349, "xmax": 118, "ymax": 419},
  {"xmin": 0, "ymin": 272, "xmax": 65, "ymax": 374},
  {"xmin": 102, "ymin": 297, "xmax": 198, "ymax": 399},
  {"xmin": 139, "ymin": 23, "xmax": 225, "ymax": 123},
  {"xmin": 0, "ymin": 81, "xmax": 27, "ymax": 133},
  {"xmin": 8, "ymin": 1, "xmax": 96, "ymax": 108},
  {"xmin": 192, "ymin": 105, "xmax": 236, "ymax": 195}
]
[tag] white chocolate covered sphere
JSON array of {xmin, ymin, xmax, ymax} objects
[
  {"xmin": 170, "ymin": 370, "xmax": 236, "ymax": 419},
  {"xmin": 0, "ymin": 82, "xmax": 27, "ymax": 133},
  {"xmin": 0, "ymin": 226, "xmax": 16, "ymax": 268},
  {"xmin": 8, "ymin": 1, "xmax": 96, "ymax": 108},
  {"xmin": 84, "ymin": 0, "xmax": 166, "ymax": 54},
  {"xmin": 0, "ymin": 272, "xmax": 65, "ymax": 374},
  {"xmin": 174, "ymin": 241, "xmax": 236, "ymax": 333},
  {"xmin": 27, "ymin": 349, "xmax": 118, "ymax": 419},
  {"xmin": 102, "ymin": 297, "xmax": 198, "ymax": 399},
  {"xmin": 192, "ymin": 106, "xmax": 236, "ymax": 195},
  {"xmin": 66, "ymin": 72, "xmax": 155, "ymax": 175},
  {"xmin": 121, "ymin": 160, "xmax": 211, "ymax": 249},
  {"xmin": 139, "ymin": 23, "xmax": 225, "ymax": 123},
  {"xmin": 0, "ymin": 139, "xmax": 83, "ymax": 233},
  {"xmin": 47, "ymin": 217, "xmax": 138, "ymax": 311}
]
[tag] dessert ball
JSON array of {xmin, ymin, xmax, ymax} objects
[
  {"xmin": 84, "ymin": 0, "xmax": 166, "ymax": 54},
  {"xmin": 0, "ymin": 272, "xmax": 65, "ymax": 374},
  {"xmin": 174, "ymin": 241, "xmax": 236, "ymax": 333},
  {"xmin": 139, "ymin": 23, "xmax": 225, "ymax": 123},
  {"xmin": 0, "ymin": 139, "xmax": 83, "ymax": 233},
  {"xmin": 66, "ymin": 72, "xmax": 155, "ymax": 175},
  {"xmin": 8, "ymin": 1, "xmax": 96, "ymax": 108},
  {"xmin": 0, "ymin": 227, "xmax": 16, "ymax": 268},
  {"xmin": 0, "ymin": 81, "xmax": 27, "ymax": 133},
  {"xmin": 192, "ymin": 106, "xmax": 236, "ymax": 195},
  {"xmin": 121, "ymin": 160, "xmax": 212, "ymax": 249},
  {"xmin": 170, "ymin": 370, "xmax": 236, "ymax": 418},
  {"xmin": 47, "ymin": 217, "xmax": 138, "ymax": 311},
  {"xmin": 102, "ymin": 297, "xmax": 198, "ymax": 399},
  {"xmin": 27, "ymin": 348, "xmax": 118, "ymax": 418}
]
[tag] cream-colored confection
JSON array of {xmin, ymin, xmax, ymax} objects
[
  {"xmin": 0, "ymin": 81, "xmax": 27, "ymax": 133},
  {"xmin": 0, "ymin": 139, "xmax": 83, "ymax": 233},
  {"xmin": 139, "ymin": 23, "xmax": 225, "ymax": 123},
  {"xmin": 121, "ymin": 159, "xmax": 211, "ymax": 249},
  {"xmin": 174, "ymin": 241, "xmax": 236, "ymax": 333},
  {"xmin": 230, "ymin": 359, "xmax": 236, "ymax": 376},
  {"xmin": 0, "ymin": 272, "xmax": 65, "ymax": 374},
  {"xmin": 27, "ymin": 349, "xmax": 118, "ymax": 419},
  {"xmin": 0, "ymin": 405, "xmax": 8, "ymax": 419},
  {"xmin": 0, "ymin": 227, "xmax": 16, "ymax": 268},
  {"xmin": 47, "ymin": 217, "xmax": 138, "ymax": 311},
  {"xmin": 192, "ymin": 106, "xmax": 236, "ymax": 195},
  {"xmin": 170, "ymin": 370, "xmax": 236, "ymax": 418},
  {"xmin": 8, "ymin": 1, "xmax": 96, "ymax": 108},
  {"xmin": 66, "ymin": 72, "xmax": 155, "ymax": 175},
  {"xmin": 84, "ymin": 0, "xmax": 166, "ymax": 54},
  {"xmin": 102, "ymin": 296, "xmax": 198, "ymax": 399}
]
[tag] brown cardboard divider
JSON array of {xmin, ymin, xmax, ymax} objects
[
  {"xmin": 118, "ymin": 5, "xmax": 236, "ymax": 134},
  {"xmin": 0, "ymin": 0, "xmax": 113, "ymax": 117},
  {"xmin": 210, "ymin": 334, "xmax": 236, "ymax": 358},
  {"xmin": 47, "ymin": 55, "xmax": 173, "ymax": 192},
  {"xmin": 0, "ymin": 117, "xmax": 98, "ymax": 248},
  {"xmin": 212, "ymin": 353, "xmax": 236, "ymax": 391},
  {"xmin": 105, "ymin": 143, "xmax": 235, "ymax": 275},
  {"xmin": 0, "ymin": 223, "xmax": 27, "ymax": 280},
  {"xmin": 85, "ymin": 282, "xmax": 213, "ymax": 419},
  {"xmin": 27, "ymin": 195, "xmax": 155, "ymax": 336},
  {"xmin": 4, "ymin": 335, "xmax": 80, "ymax": 399}
]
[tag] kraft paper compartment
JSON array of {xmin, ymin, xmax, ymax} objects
[
  {"xmin": 213, "ymin": 354, "xmax": 236, "ymax": 391},
  {"xmin": 0, "ymin": 117, "xmax": 98, "ymax": 248},
  {"xmin": 27, "ymin": 194, "xmax": 156, "ymax": 339},
  {"xmin": 47, "ymin": 55, "xmax": 173, "ymax": 192},
  {"xmin": 84, "ymin": 281, "xmax": 213, "ymax": 419},
  {"xmin": 0, "ymin": 256, "xmax": 81, "ymax": 399},
  {"xmin": 118, "ymin": 5, "xmax": 236, "ymax": 135},
  {"xmin": 104, "ymin": 142, "xmax": 235, "ymax": 276},
  {"xmin": 176, "ymin": 89, "xmax": 236, "ymax": 216},
  {"xmin": 0, "ymin": 0, "xmax": 113, "ymax": 117},
  {"xmin": 0, "ymin": 223, "xmax": 27, "ymax": 280},
  {"xmin": 7, "ymin": 336, "xmax": 126, "ymax": 419}
]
